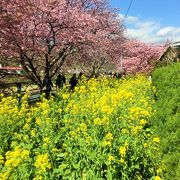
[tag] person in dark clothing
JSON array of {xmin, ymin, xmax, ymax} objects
[
  {"xmin": 113, "ymin": 72, "xmax": 117, "ymax": 78},
  {"xmin": 117, "ymin": 72, "xmax": 122, "ymax": 79},
  {"xmin": 78, "ymin": 72, "xmax": 83, "ymax": 80},
  {"xmin": 43, "ymin": 75, "xmax": 53, "ymax": 99},
  {"xmin": 56, "ymin": 73, "xmax": 66, "ymax": 89},
  {"xmin": 62, "ymin": 73, "xmax": 66, "ymax": 84},
  {"xmin": 69, "ymin": 73, "xmax": 77, "ymax": 91},
  {"xmin": 108, "ymin": 72, "xmax": 113, "ymax": 77},
  {"xmin": 123, "ymin": 70, "xmax": 127, "ymax": 76}
]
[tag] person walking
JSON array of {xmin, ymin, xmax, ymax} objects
[
  {"xmin": 56, "ymin": 73, "xmax": 66, "ymax": 89},
  {"xmin": 69, "ymin": 73, "xmax": 77, "ymax": 91},
  {"xmin": 43, "ymin": 74, "xmax": 53, "ymax": 99},
  {"xmin": 78, "ymin": 72, "xmax": 83, "ymax": 80}
]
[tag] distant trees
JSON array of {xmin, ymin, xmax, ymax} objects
[
  {"xmin": 71, "ymin": 34, "xmax": 125, "ymax": 77},
  {"xmin": 0, "ymin": 0, "xmax": 124, "ymax": 90},
  {"xmin": 120, "ymin": 39, "xmax": 167, "ymax": 74},
  {"xmin": 76, "ymin": 38, "xmax": 167, "ymax": 76}
]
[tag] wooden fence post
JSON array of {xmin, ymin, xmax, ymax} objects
[{"xmin": 17, "ymin": 82, "xmax": 22, "ymax": 105}]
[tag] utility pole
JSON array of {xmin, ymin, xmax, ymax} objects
[{"xmin": 120, "ymin": 53, "xmax": 123, "ymax": 73}]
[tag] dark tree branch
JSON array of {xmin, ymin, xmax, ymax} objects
[{"xmin": 49, "ymin": 47, "xmax": 67, "ymax": 68}]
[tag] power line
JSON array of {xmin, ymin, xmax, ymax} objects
[
  {"xmin": 119, "ymin": 0, "xmax": 134, "ymax": 72},
  {"xmin": 124, "ymin": 0, "xmax": 134, "ymax": 20}
]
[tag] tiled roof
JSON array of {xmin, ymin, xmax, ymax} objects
[
  {"xmin": 0, "ymin": 66, "xmax": 22, "ymax": 70},
  {"xmin": 171, "ymin": 41, "xmax": 180, "ymax": 47}
]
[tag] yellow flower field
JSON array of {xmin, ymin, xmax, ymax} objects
[{"xmin": 0, "ymin": 75, "xmax": 162, "ymax": 179}]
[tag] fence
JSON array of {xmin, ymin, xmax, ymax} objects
[{"xmin": 0, "ymin": 81, "xmax": 40, "ymax": 103}]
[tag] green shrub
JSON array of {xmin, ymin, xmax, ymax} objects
[{"xmin": 152, "ymin": 62, "xmax": 180, "ymax": 179}]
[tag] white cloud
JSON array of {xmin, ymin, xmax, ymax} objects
[
  {"xmin": 120, "ymin": 14, "xmax": 180, "ymax": 43},
  {"xmin": 126, "ymin": 16, "xmax": 139, "ymax": 24},
  {"xmin": 118, "ymin": 14, "xmax": 139, "ymax": 24},
  {"xmin": 156, "ymin": 27, "xmax": 175, "ymax": 36},
  {"xmin": 157, "ymin": 27, "xmax": 180, "ymax": 37}
]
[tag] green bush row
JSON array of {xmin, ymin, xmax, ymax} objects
[{"xmin": 152, "ymin": 62, "xmax": 180, "ymax": 180}]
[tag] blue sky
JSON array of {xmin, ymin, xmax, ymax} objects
[{"xmin": 110, "ymin": 0, "xmax": 180, "ymax": 43}]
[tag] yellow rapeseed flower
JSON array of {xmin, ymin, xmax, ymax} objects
[
  {"xmin": 33, "ymin": 175, "xmax": 43, "ymax": 180},
  {"xmin": 153, "ymin": 137, "xmax": 160, "ymax": 143},
  {"xmin": 34, "ymin": 153, "xmax": 51, "ymax": 173},
  {"xmin": 93, "ymin": 118, "xmax": 101, "ymax": 125},
  {"xmin": 102, "ymin": 141, "xmax": 112, "ymax": 147},
  {"xmin": 108, "ymin": 155, "xmax": 115, "ymax": 161},
  {"xmin": 35, "ymin": 118, "xmax": 41, "ymax": 126},
  {"xmin": 23, "ymin": 123, "xmax": 30, "ymax": 130},
  {"xmin": 154, "ymin": 176, "xmax": 161, "ymax": 180},
  {"xmin": 119, "ymin": 146, "xmax": 127, "ymax": 157},
  {"xmin": 58, "ymin": 108, "xmax": 62, "ymax": 113},
  {"xmin": 62, "ymin": 93, "xmax": 69, "ymax": 100},
  {"xmin": 69, "ymin": 131, "xmax": 77, "ymax": 138},
  {"xmin": 139, "ymin": 119, "xmax": 148, "ymax": 126},
  {"xmin": 31, "ymin": 129, "xmax": 37, "ymax": 137},
  {"xmin": 94, "ymin": 118, "xmax": 101, "ymax": 125},
  {"xmin": 79, "ymin": 123, "xmax": 87, "ymax": 132},
  {"xmin": 0, "ymin": 171, "xmax": 10, "ymax": 180},
  {"xmin": 46, "ymin": 118, "xmax": 51, "ymax": 124},
  {"xmin": 121, "ymin": 128, "xmax": 129, "ymax": 134},
  {"xmin": 0, "ymin": 155, "xmax": 4, "ymax": 164},
  {"xmin": 101, "ymin": 117, "xmax": 109, "ymax": 125},
  {"xmin": 26, "ymin": 118, "xmax": 32, "ymax": 123},
  {"xmin": 131, "ymin": 126, "xmax": 142, "ymax": 135},
  {"xmin": 52, "ymin": 148, "xmax": 58, "ymax": 153},
  {"xmin": 86, "ymin": 136, "xmax": 93, "ymax": 145},
  {"xmin": 43, "ymin": 137, "xmax": 50, "ymax": 144},
  {"xmin": 156, "ymin": 168, "xmax": 162, "ymax": 174},
  {"xmin": 105, "ymin": 132, "xmax": 113, "ymax": 141},
  {"xmin": 5, "ymin": 148, "xmax": 30, "ymax": 168},
  {"xmin": 119, "ymin": 158, "xmax": 125, "ymax": 164},
  {"xmin": 143, "ymin": 143, "xmax": 148, "ymax": 148},
  {"xmin": 79, "ymin": 86, "xmax": 86, "ymax": 93},
  {"xmin": 42, "ymin": 109, "xmax": 49, "ymax": 116}
]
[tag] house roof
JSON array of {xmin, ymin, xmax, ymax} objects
[
  {"xmin": 171, "ymin": 41, "xmax": 180, "ymax": 48},
  {"xmin": 0, "ymin": 66, "xmax": 23, "ymax": 70}
]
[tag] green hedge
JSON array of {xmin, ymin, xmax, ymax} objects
[{"xmin": 152, "ymin": 62, "xmax": 180, "ymax": 180}]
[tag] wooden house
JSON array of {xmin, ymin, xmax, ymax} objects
[{"xmin": 158, "ymin": 41, "xmax": 180, "ymax": 66}]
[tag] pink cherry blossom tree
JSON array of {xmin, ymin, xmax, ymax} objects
[
  {"xmin": 117, "ymin": 39, "xmax": 168, "ymax": 74},
  {"xmin": 0, "ymin": 0, "xmax": 124, "ymax": 90},
  {"xmin": 66, "ymin": 33, "xmax": 125, "ymax": 77}
]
